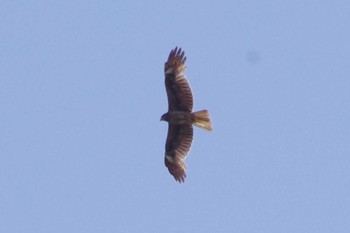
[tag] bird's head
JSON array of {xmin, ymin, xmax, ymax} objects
[{"xmin": 160, "ymin": 113, "xmax": 169, "ymax": 122}]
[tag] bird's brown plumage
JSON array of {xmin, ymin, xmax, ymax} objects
[
  {"xmin": 164, "ymin": 47, "xmax": 193, "ymax": 112},
  {"xmin": 161, "ymin": 47, "xmax": 212, "ymax": 183}
]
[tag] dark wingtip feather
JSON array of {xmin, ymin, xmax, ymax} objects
[
  {"xmin": 164, "ymin": 155, "xmax": 187, "ymax": 183},
  {"xmin": 167, "ymin": 47, "xmax": 186, "ymax": 64}
]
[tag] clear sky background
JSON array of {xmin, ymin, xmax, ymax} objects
[{"xmin": 1, "ymin": 1, "xmax": 350, "ymax": 232}]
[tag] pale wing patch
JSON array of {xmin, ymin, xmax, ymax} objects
[{"xmin": 165, "ymin": 155, "xmax": 174, "ymax": 163}]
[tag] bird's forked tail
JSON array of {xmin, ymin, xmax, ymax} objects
[{"xmin": 192, "ymin": 110, "xmax": 213, "ymax": 131}]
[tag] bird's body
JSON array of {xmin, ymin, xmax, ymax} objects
[
  {"xmin": 161, "ymin": 111, "xmax": 194, "ymax": 125},
  {"xmin": 161, "ymin": 47, "xmax": 212, "ymax": 183}
]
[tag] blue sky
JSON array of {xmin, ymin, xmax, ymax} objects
[{"xmin": 1, "ymin": 1, "xmax": 350, "ymax": 232}]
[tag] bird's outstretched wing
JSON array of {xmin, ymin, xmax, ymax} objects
[
  {"xmin": 164, "ymin": 124, "xmax": 193, "ymax": 182},
  {"xmin": 164, "ymin": 47, "xmax": 193, "ymax": 112}
]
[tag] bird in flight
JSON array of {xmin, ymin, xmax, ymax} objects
[{"xmin": 161, "ymin": 47, "xmax": 212, "ymax": 183}]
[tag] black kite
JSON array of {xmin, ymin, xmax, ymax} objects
[{"xmin": 161, "ymin": 47, "xmax": 212, "ymax": 183}]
